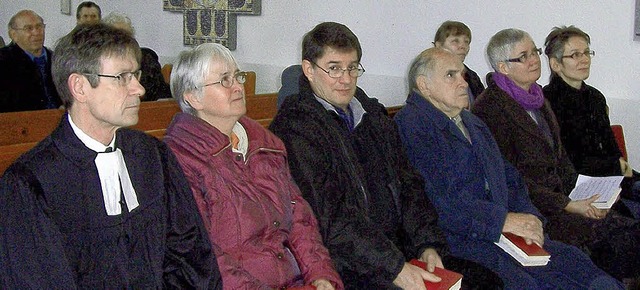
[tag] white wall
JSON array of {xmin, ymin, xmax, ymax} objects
[{"xmin": 2, "ymin": 0, "xmax": 639, "ymax": 166}]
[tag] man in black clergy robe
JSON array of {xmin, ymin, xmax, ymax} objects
[{"xmin": 0, "ymin": 24, "xmax": 222, "ymax": 289}]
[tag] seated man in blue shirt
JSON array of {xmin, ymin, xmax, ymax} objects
[{"xmin": 394, "ymin": 47, "xmax": 623, "ymax": 289}]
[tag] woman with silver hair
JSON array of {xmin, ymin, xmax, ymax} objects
[
  {"xmin": 163, "ymin": 43, "xmax": 343, "ymax": 290},
  {"xmin": 472, "ymin": 28, "xmax": 640, "ymax": 287}
]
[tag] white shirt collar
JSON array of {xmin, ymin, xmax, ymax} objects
[
  {"xmin": 68, "ymin": 114, "xmax": 115, "ymax": 152},
  {"xmin": 231, "ymin": 121, "xmax": 248, "ymax": 157},
  {"xmin": 68, "ymin": 114, "xmax": 138, "ymax": 216}
]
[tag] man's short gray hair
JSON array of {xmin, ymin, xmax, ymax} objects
[{"xmin": 407, "ymin": 47, "xmax": 451, "ymax": 94}]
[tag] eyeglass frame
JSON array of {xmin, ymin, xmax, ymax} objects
[
  {"xmin": 308, "ymin": 60, "xmax": 365, "ymax": 78},
  {"xmin": 505, "ymin": 47, "xmax": 542, "ymax": 63},
  {"xmin": 561, "ymin": 50, "xmax": 595, "ymax": 60},
  {"xmin": 198, "ymin": 71, "xmax": 248, "ymax": 89},
  {"xmin": 12, "ymin": 23, "xmax": 46, "ymax": 33},
  {"xmin": 83, "ymin": 70, "xmax": 143, "ymax": 86}
]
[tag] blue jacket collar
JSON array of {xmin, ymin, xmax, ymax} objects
[{"xmin": 406, "ymin": 91, "xmax": 481, "ymax": 142}]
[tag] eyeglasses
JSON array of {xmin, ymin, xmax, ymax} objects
[
  {"xmin": 562, "ymin": 50, "xmax": 595, "ymax": 60},
  {"xmin": 12, "ymin": 23, "xmax": 46, "ymax": 32},
  {"xmin": 309, "ymin": 60, "xmax": 365, "ymax": 78},
  {"xmin": 199, "ymin": 71, "xmax": 247, "ymax": 89},
  {"xmin": 506, "ymin": 48, "xmax": 542, "ymax": 63},
  {"xmin": 84, "ymin": 70, "xmax": 142, "ymax": 86}
]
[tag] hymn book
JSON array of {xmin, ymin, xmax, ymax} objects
[
  {"xmin": 409, "ymin": 259, "xmax": 462, "ymax": 290},
  {"xmin": 495, "ymin": 232, "xmax": 550, "ymax": 266},
  {"xmin": 568, "ymin": 175, "xmax": 623, "ymax": 209}
]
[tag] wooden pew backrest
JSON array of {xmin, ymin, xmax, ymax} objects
[
  {"xmin": 386, "ymin": 105, "xmax": 403, "ymax": 118},
  {"xmin": 0, "ymin": 108, "xmax": 64, "ymax": 146},
  {"xmin": 0, "ymin": 92, "xmax": 399, "ymax": 175},
  {"xmin": 246, "ymin": 93, "xmax": 278, "ymax": 127},
  {"xmin": 130, "ymin": 100, "xmax": 181, "ymax": 139},
  {"xmin": 161, "ymin": 64, "xmax": 172, "ymax": 84}
]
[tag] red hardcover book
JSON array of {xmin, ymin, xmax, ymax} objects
[
  {"xmin": 409, "ymin": 259, "xmax": 462, "ymax": 290},
  {"xmin": 495, "ymin": 232, "xmax": 550, "ymax": 266}
]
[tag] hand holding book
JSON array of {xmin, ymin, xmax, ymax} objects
[
  {"xmin": 419, "ymin": 248, "xmax": 444, "ymax": 272},
  {"xmin": 393, "ymin": 262, "xmax": 440, "ymax": 290},
  {"xmin": 564, "ymin": 194, "xmax": 609, "ymax": 219},
  {"xmin": 502, "ymin": 212, "xmax": 544, "ymax": 247},
  {"xmin": 409, "ymin": 259, "xmax": 463, "ymax": 290},
  {"xmin": 495, "ymin": 233, "xmax": 550, "ymax": 266},
  {"xmin": 568, "ymin": 175, "xmax": 623, "ymax": 209}
]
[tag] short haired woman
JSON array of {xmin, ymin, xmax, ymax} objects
[
  {"xmin": 472, "ymin": 28, "xmax": 640, "ymax": 287},
  {"xmin": 542, "ymin": 25, "xmax": 639, "ymax": 206},
  {"xmin": 164, "ymin": 43, "xmax": 343, "ymax": 290}
]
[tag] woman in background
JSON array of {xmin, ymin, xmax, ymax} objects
[{"xmin": 433, "ymin": 20, "xmax": 485, "ymax": 109}]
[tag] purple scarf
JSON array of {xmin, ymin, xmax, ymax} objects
[{"xmin": 492, "ymin": 72, "xmax": 544, "ymax": 110}]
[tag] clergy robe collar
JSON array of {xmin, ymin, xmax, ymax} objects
[
  {"xmin": 67, "ymin": 114, "xmax": 139, "ymax": 215},
  {"xmin": 67, "ymin": 114, "xmax": 116, "ymax": 152}
]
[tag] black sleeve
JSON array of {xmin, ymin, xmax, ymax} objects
[
  {"xmin": 549, "ymin": 89, "xmax": 621, "ymax": 176},
  {"xmin": 0, "ymin": 50, "xmax": 18, "ymax": 113},
  {"xmin": 270, "ymin": 115, "xmax": 405, "ymax": 287},
  {"xmin": 159, "ymin": 143, "xmax": 223, "ymax": 289},
  {"xmin": 0, "ymin": 164, "xmax": 78, "ymax": 289}
]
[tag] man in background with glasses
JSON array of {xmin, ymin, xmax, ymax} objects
[
  {"xmin": 270, "ymin": 21, "xmax": 502, "ymax": 289},
  {"xmin": 0, "ymin": 10, "xmax": 61, "ymax": 112},
  {"xmin": 0, "ymin": 23, "xmax": 221, "ymax": 288}
]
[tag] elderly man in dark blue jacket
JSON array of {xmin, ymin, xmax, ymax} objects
[
  {"xmin": 395, "ymin": 48, "xmax": 622, "ymax": 289},
  {"xmin": 395, "ymin": 47, "xmax": 623, "ymax": 289}
]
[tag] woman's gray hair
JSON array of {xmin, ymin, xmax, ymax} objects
[
  {"xmin": 171, "ymin": 43, "xmax": 238, "ymax": 115},
  {"xmin": 102, "ymin": 12, "xmax": 134, "ymax": 35},
  {"xmin": 486, "ymin": 28, "xmax": 532, "ymax": 71}
]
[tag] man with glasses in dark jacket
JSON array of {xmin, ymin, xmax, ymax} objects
[{"xmin": 270, "ymin": 21, "xmax": 502, "ymax": 289}]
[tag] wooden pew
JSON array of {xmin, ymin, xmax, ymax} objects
[
  {"xmin": 0, "ymin": 108, "xmax": 65, "ymax": 147},
  {"xmin": 0, "ymin": 89, "xmax": 399, "ymax": 175}
]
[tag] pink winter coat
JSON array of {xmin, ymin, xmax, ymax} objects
[{"xmin": 164, "ymin": 113, "xmax": 343, "ymax": 290}]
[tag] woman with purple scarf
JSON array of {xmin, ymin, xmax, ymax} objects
[{"xmin": 472, "ymin": 28, "xmax": 640, "ymax": 287}]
